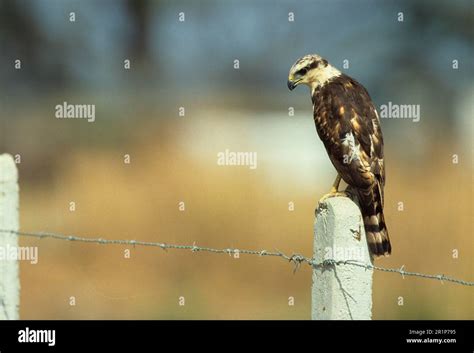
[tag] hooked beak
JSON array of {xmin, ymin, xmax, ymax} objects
[{"xmin": 287, "ymin": 77, "xmax": 301, "ymax": 91}]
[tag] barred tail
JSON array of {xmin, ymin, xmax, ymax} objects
[{"xmin": 356, "ymin": 183, "xmax": 391, "ymax": 256}]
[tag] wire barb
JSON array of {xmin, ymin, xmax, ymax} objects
[{"xmin": 0, "ymin": 229, "xmax": 472, "ymax": 286}]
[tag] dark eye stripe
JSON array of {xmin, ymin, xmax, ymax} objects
[{"xmin": 296, "ymin": 67, "xmax": 308, "ymax": 75}]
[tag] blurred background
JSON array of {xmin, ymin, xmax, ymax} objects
[{"xmin": 0, "ymin": 0, "xmax": 472, "ymax": 319}]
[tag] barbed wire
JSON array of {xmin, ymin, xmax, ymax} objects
[{"xmin": 1, "ymin": 229, "xmax": 473, "ymax": 287}]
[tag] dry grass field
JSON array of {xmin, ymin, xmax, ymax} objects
[{"xmin": 15, "ymin": 112, "xmax": 473, "ymax": 319}]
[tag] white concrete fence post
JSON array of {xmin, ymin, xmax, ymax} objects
[
  {"xmin": 0, "ymin": 154, "xmax": 20, "ymax": 320},
  {"xmin": 312, "ymin": 196, "xmax": 373, "ymax": 320}
]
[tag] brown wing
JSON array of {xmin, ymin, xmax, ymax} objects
[
  {"xmin": 345, "ymin": 77, "xmax": 385, "ymax": 204},
  {"xmin": 313, "ymin": 75, "xmax": 382, "ymax": 188}
]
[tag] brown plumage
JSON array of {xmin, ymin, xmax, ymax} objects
[{"xmin": 288, "ymin": 54, "xmax": 391, "ymax": 256}]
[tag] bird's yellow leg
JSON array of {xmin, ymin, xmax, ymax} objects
[
  {"xmin": 330, "ymin": 173, "xmax": 342, "ymax": 193},
  {"xmin": 319, "ymin": 174, "xmax": 348, "ymax": 203}
]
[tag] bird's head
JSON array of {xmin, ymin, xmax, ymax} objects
[{"xmin": 287, "ymin": 54, "xmax": 340, "ymax": 91}]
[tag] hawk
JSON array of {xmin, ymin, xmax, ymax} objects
[{"xmin": 287, "ymin": 54, "xmax": 391, "ymax": 256}]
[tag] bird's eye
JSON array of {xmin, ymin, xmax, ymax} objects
[{"xmin": 296, "ymin": 67, "xmax": 308, "ymax": 76}]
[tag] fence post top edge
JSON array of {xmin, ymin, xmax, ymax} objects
[{"xmin": 0, "ymin": 154, "xmax": 18, "ymax": 182}]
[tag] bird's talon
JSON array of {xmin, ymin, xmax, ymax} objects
[{"xmin": 319, "ymin": 191, "xmax": 349, "ymax": 204}]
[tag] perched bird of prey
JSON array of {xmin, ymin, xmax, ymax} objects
[{"xmin": 287, "ymin": 54, "xmax": 391, "ymax": 256}]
